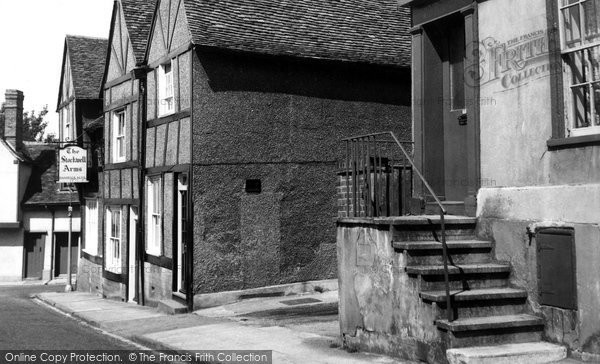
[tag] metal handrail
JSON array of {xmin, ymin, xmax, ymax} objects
[{"xmin": 344, "ymin": 131, "xmax": 453, "ymax": 322}]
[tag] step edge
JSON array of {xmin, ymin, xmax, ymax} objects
[
  {"xmin": 406, "ymin": 263, "xmax": 512, "ymax": 275},
  {"xmin": 393, "ymin": 240, "xmax": 493, "ymax": 250},
  {"xmin": 435, "ymin": 315, "xmax": 544, "ymax": 332},
  {"xmin": 420, "ymin": 288, "xmax": 528, "ymax": 302}
]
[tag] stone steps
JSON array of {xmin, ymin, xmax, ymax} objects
[
  {"xmin": 406, "ymin": 263, "xmax": 511, "ymax": 276},
  {"xmin": 392, "ymin": 216, "xmax": 477, "ymax": 242},
  {"xmin": 420, "ymin": 288, "xmax": 528, "ymax": 303},
  {"xmin": 435, "ymin": 314, "xmax": 543, "ymax": 332},
  {"xmin": 396, "ymin": 240, "xmax": 493, "ymax": 264},
  {"xmin": 391, "ymin": 215, "xmax": 554, "ymax": 361},
  {"xmin": 394, "ymin": 240, "xmax": 493, "ymax": 250}
]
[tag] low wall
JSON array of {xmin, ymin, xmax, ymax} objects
[
  {"xmin": 337, "ymin": 221, "xmax": 446, "ymax": 363},
  {"xmin": 77, "ymin": 255, "xmax": 103, "ymax": 295}
]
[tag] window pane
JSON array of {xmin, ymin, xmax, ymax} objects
[
  {"xmin": 562, "ymin": 0, "xmax": 579, "ymax": 6},
  {"xmin": 572, "ymin": 85, "xmax": 591, "ymax": 128},
  {"xmin": 584, "ymin": 0, "xmax": 600, "ymax": 43},
  {"xmin": 589, "ymin": 45, "xmax": 600, "ymax": 81},
  {"xmin": 562, "ymin": 5, "xmax": 582, "ymax": 48},
  {"xmin": 566, "ymin": 49, "xmax": 587, "ymax": 84},
  {"xmin": 594, "ymin": 82, "xmax": 600, "ymax": 126}
]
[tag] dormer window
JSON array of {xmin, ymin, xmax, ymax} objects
[
  {"xmin": 113, "ymin": 109, "xmax": 126, "ymax": 162},
  {"xmin": 158, "ymin": 61, "xmax": 174, "ymax": 116}
]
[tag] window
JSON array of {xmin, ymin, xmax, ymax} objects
[
  {"xmin": 146, "ymin": 176, "xmax": 162, "ymax": 256},
  {"xmin": 105, "ymin": 207, "xmax": 122, "ymax": 273},
  {"xmin": 559, "ymin": 0, "xmax": 600, "ymax": 136},
  {"xmin": 62, "ymin": 104, "xmax": 74, "ymax": 142},
  {"xmin": 158, "ymin": 61, "xmax": 175, "ymax": 116},
  {"xmin": 245, "ymin": 179, "xmax": 262, "ymax": 194},
  {"xmin": 113, "ymin": 110, "xmax": 126, "ymax": 162},
  {"xmin": 84, "ymin": 199, "xmax": 99, "ymax": 256}
]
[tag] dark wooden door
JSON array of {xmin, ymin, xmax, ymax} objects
[
  {"xmin": 24, "ymin": 233, "xmax": 45, "ymax": 279},
  {"xmin": 54, "ymin": 232, "xmax": 79, "ymax": 276},
  {"xmin": 442, "ymin": 19, "xmax": 469, "ymax": 203}
]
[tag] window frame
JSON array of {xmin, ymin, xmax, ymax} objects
[
  {"xmin": 558, "ymin": 0, "xmax": 600, "ymax": 137},
  {"xmin": 84, "ymin": 199, "xmax": 99, "ymax": 256},
  {"xmin": 112, "ymin": 109, "xmax": 126, "ymax": 163},
  {"xmin": 157, "ymin": 61, "xmax": 175, "ymax": 117},
  {"xmin": 105, "ymin": 206, "xmax": 122, "ymax": 273},
  {"xmin": 146, "ymin": 176, "xmax": 163, "ymax": 256}
]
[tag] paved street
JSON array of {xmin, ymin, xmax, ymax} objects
[{"xmin": 0, "ymin": 285, "xmax": 136, "ymax": 350}]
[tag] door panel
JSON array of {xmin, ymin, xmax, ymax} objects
[
  {"xmin": 421, "ymin": 14, "xmax": 470, "ymax": 211},
  {"xmin": 54, "ymin": 233, "xmax": 79, "ymax": 276},
  {"xmin": 24, "ymin": 233, "xmax": 45, "ymax": 279},
  {"xmin": 442, "ymin": 19, "xmax": 469, "ymax": 202}
]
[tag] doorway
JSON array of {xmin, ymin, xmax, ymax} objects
[
  {"xmin": 24, "ymin": 233, "xmax": 46, "ymax": 279},
  {"xmin": 176, "ymin": 174, "xmax": 188, "ymax": 294},
  {"xmin": 419, "ymin": 13, "xmax": 476, "ymax": 215},
  {"xmin": 128, "ymin": 207, "xmax": 138, "ymax": 302},
  {"xmin": 54, "ymin": 232, "xmax": 79, "ymax": 276}
]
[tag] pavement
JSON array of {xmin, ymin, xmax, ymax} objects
[{"xmin": 35, "ymin": 289, "xmax": 415, "ymax": 364}]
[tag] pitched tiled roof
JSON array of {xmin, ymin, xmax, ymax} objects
[
  {"xmin": 121, "ymin": 0, "xmax": 157, "ymax": 63},
  {"xmin": 182, "ymin": 0, "xmax": 412, "ymax": 67},
  {"xmin": 66, "ymin": 35, "xmax": 109, "ymax": 99},
  {"xmin": 21, "ymin": 142, "xmax": 77, "ymax": 206}
]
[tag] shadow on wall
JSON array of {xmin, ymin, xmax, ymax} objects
[{"xmin": 197, "ymin": 48, "xmax": 411, "ymax": 106}]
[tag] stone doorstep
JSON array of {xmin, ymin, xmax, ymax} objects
[
  {"xmin": 157, "ymin": 299, "xmax": 189, "ymax": 315},
  {"xmin": 446, "ymin": 342, "xmax": 567, "ymax": 364}
]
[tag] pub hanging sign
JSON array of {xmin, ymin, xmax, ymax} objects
[{"xmin": 58, "ymin": 145, "xmax": 88, "ymax": 183}]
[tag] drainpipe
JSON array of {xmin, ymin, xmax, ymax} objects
[{"xmin": 45, "ymin": 207, "xmax": 56, "ymax": 285}]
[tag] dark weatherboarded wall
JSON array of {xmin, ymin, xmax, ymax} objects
[{"xmin": 191, "ymin": 48, "xmax": 411, "ymax": 294}]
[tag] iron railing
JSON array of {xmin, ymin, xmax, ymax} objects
[{"xmin": 341, "ymin": 132, "xmax": 453, "ymax": 322}]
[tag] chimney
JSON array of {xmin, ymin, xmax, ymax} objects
[{"xmin": 4, "ymin": 90, "xmax": 24, "ymax": 150}]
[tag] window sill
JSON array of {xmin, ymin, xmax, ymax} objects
[
  {"xmin": 547, "ymin": 134, "xmax": 600, "ymax": 150},
  {"xmin": 144, "ymin": 252, "xmax": 172, "ymax": 269},
  {"xmin": 81, "ymin": 250, "xmax": 103, "ymax": 265}
]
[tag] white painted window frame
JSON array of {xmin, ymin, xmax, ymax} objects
[
  {"xmin": 158, "ymin": 61, "xmax": 175, "ymax": 117},
  {"xmin": 105, "ymin": 207, "xmax": 122, "ymax": 273},
  {"xmin": 84, "ymin": 199, "xmax": 99, "ymax": 256},
  {"xmin": 146, "ymin": 176, "xmax": 162, "ymax": 256},
  {"xmin": 558, "ymin": 0, "xmax": 600, "ymax": 136},
  {"xmin": 113, "ymin": 109, "xmax": 126, "ymax": 162}
]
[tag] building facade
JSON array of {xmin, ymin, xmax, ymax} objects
[
  {"xmin": 56, "ymin": 35, "xmax": 108, "ymax": 293},
  {"xmin": 140, "ymin": 0, "xmax": 412, "ymax": 308},
  {"xmin": 74, "ymin": 0, "xmax": 413, "ymax": 309},
  {"xmin": 0, "ymin": 90, "xmax": 81, "ymax": 282},
  {"xmin": 336, "ymin": 0, "xmax": 599, "ymax": 362}
]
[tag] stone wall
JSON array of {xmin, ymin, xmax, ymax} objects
[{"xmin": 190, "ymin": 49, "xmax": 411, "ymax": 294}]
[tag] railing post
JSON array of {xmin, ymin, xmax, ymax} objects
[
  {"xmin": 345, "ymin": 140, "xmax": 350, "ymax": 217},
  {"xmin": 440, "ymin": 209, "xmax": 453, "ymax": 322}
]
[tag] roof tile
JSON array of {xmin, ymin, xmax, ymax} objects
[
  {"xmin": 182, "ymin": 0, "xmax": 412, "ymax": 67},
  {"xmin": 66, "ymin": 35, "xmax": 109, "ymax": 99},
  {"xmin": 121, "ymin": 0, "xmax": 157, "ymax": 62}
]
